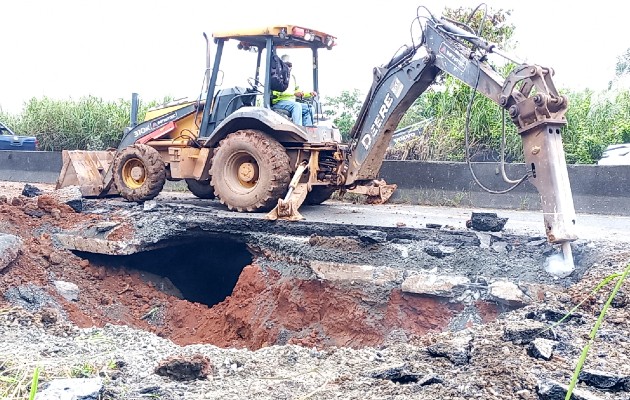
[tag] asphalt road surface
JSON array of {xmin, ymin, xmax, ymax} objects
[
  {"xmin": 2, "ymin": 180, "xmax": 627, "ymax": 244},
  {"xmin": 157, "ymin": 191, "xmax": 630, "ymax": 244}
]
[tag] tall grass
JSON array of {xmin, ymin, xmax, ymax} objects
[
  {"xmin": 1, "ymin": 84, "xmax": 629, "ymax": 163},
  {"xmin": 564, "ymin": 263, "xmax": 630, "ymax": 399},
  {"xmin": 28, "ymin": 366, "xmax": 39, "ymax": 400},
  {"xmin": 0, "ymin": 95, "xmax": 172, "ymax": 151},
  {"xmin": 0, "ymin": 360, "xmax": 40, "ymax": 400},
  {"xmin": 388, "ymin": 78, "xmax": 630, "ymax": 164}
]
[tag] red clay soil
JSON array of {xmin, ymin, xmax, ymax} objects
[
  {"xmin": 1, "ymin": 195, "xmax": 495, "ymax": 350},
  {"xmin": 164, "ymin": 265, "xmax": 465, "ymax": 348}
]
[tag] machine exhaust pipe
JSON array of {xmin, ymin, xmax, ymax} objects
[
  {"xmin": 203, "ymin": 32, "xmax": 211, "ymax": 90},
  {"xmin": 130, "ymin": 92, "xmax": 139, "ymax": 128}
]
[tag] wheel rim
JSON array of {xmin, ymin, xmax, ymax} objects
[
  {"xmin": 225, "ymin": 151, "xmax": 260, "ymax": 192},
  {"xmin": 122, "ymin": 158, "xmax": 146, "ymax": 189}
]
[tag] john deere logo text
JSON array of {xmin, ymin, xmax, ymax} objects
[{"xmin": 361, "ymin": 92, "xmax": 394, "ymax": 151}]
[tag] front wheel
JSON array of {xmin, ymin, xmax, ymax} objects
[
  {"xmin": 113, "ymin": 144, "xmax": 166, "ymax": 201},
  {"xmin": 210, "ymin": 129, "xmax": 291, "ymax": 212}
]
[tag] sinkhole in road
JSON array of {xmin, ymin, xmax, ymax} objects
[{"xmin": 79, "ymin": 237, "xmax": 252, "ymax": 306}]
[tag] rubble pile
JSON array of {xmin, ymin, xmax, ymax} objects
[{"xmin": 1, "ymin": 181, "xmax": 629, "ymax": 399}]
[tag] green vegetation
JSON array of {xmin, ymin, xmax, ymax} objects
[
  {"xmin": 28, "ymin": 367, "xmax": 39, "ymax": 400},
  {"xmin": 0, "ymin": 360, "xmax": 41, "ymax": 400},
  {"xmin": 536, "ymin": 266, "xmax": 630, "ymax": 399},
  {"xmin": 322, "ymin": 89, "xmax": 363, "ymax": 142},
  {"xmin": 70, "ymin": 363, "xmax": 97, "ymax": 379},
  {"xmin": 564, "ymin": 264, "xmax": 630, "ymax": 399},
  {"xmin": 0, "ymin": 96, "xmax": 172, "ymax": 151}
]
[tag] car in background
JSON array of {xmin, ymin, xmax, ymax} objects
[
  {"xmin": 597, "ymin": 144, "xmax": 630, "ymax": 166},
  {"xmin": 0, "ymin": 121, "xmax": 38, "ymax": 150}
]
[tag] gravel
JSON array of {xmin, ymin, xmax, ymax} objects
[
  {"xmin": 2, "ymin": 180, "xmax": 630, "ymax": 399},
  {"xmin": 2, "ymin": 300, "xmax": 630, "ymax": 400}
]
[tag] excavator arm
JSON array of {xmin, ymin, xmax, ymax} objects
[{"xmin": 345, "ymin": 16, "xmax": 577, "ymax": 249}]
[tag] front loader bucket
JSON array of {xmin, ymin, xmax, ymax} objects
[{"xmin": 56, "ymin": 150, "xmax": 116, "ymax": 197}]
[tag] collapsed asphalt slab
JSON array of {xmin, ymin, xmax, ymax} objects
[
  {"xmin": 53, "ymin": 197, "xmax": 596, "ymax": 286},
  {"xmin": 35, "ymin": 194, "xmax": 617, "ymax": 350}
]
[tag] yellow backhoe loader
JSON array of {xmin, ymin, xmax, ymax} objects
[{"xmin": 56, "ymin": 8, "xmax": 578, "ymax": 266}]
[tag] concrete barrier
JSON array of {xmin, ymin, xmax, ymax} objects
[
  {"xmin": 0, "ymin": 151, "xmax": 627, "ymax": 215},
  {"xmin": 380, "ymin": 161, "xmax": 629, "ymax": 215}
]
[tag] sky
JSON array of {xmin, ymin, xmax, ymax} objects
[{"xmin": 0, "ymin": 0, "xmax": 627, "ymax": 114}]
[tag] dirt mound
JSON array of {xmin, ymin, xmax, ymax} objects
[
  {"xmin": 0, "ymin": 193, "xmax": 176, "ymax": 333},
  {"xmin": 163, "ymin": 264, "xmax": 474, "ymax": 348},
  {"xmin": 0, "ymin": 191, "xmax": 478, "ymax": 349},
  {"xmin": 2, "ymin": 182, "xmax": 630, "ymax": 399},
  {"xmin": 0, "ymin": 195, "xmax": 469, "ymax": 349}
]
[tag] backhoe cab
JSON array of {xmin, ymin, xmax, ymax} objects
[{"xmin": 57, "ymin": 24, "xmax": 347, "ymax": 211}]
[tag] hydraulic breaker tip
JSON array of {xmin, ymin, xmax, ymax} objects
[
  {"xmin": 544, "ymin": 241, "xmax": 575, "ymax": 278},
  {"xmin": 561, "ymin": 241, "xmax": 575, "ymax": 272}
]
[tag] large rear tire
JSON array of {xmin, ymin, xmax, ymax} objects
[
  {"xmin": 113, "ymin": 144, "xmax": 165, "ymax": 202},
  {"xmin": 210, "ymin": 129, "xmax": 291, "ymax": 212},
  {"xmin": 185, "ymin": 179, "xmax": 216, "ymax": 199},
  {"xmin": 305, "ymin": 186, "xmax": 337, "ymax": 205}
]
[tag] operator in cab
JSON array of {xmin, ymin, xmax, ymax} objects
[{"xmin": 271, "ymin": 55, "xmax": 316, "ymax": 126}]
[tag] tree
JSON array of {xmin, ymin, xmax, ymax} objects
[
  {"xmin": 609, "ymin": 47, "xmax": 630, "ymax": 90},
  {"xmin": 322, "ymin": 89, "xmax": 363, "ymax": 142},
  {"xmin": 615, "ymin": 48, "xmax": 630, "ymax": 78},
  {"xmin": 442, "ymin": 6, "xmax": 515, "ymax": 49}
]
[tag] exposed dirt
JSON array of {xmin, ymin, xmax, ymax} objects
[
  {"xmin": 2, "ymin": 181, "xmax": 630, "ymax": 399},
  {"xmin": 0, "ymin": 185, "xmax": 484, "ymax": 350},
  {"xmin": 165, "ymin": 264, "xmax": 474, "ymax": 348}
]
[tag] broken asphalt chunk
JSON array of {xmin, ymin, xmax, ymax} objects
[
  {"xmin": 488, "ymin": 281, "xmax": 530, "ymax": 306},
  {"xmin": 357, "ymin": 229, "xmax": 387, "ymax": 244},
  {"xmin": 611, "ymin": 290, "xmax": 628, "ymax": 308},
  {"xmin": 21, "ymin": 183, "xmax": 43, "ymax": 197},
  {"xmin": 53, "ymin": 280, "xmax": 80, "ymax": 302},
  {"xmin": 426, "ymin": 333, "xmax": 472, "ymax": 365},
  {"xmin": 367, "ymin": 363, "xmax": 408, "ymax": 380},
  {"xmin": 401, "ymin": 273, "xmax": 469, "ymax": 297},
  {"xmin": 365, "ymin": 363, "xmax": 430, "ymax": 385},
  {"xmin": 4, "ymin": 285, "xmax": 54, "ymax": 312},
  {"xmin": 502, "ymin": 320, "xmax": 555, "ymax": 344},
  {"xmin": 155, "ymin": 354, "xmax": 212, "ymax": 381},
  {"xmin": 0, "ymin": 233, "xmax": 22, "ymax": 271},
  {"xmin": 578, "ymin": 369, "xmax": 630, "ymax": 392},
  {"xmin": 424, "ymin": 245, "xmax": 456, "ymax": 258},
  {"xmin": 525, "ymin": 308, "xmax": 584, "ymax": 325},
  {"xmin": 94, "ymin": 221, "xmax": 120, "ymax": 233},
  {"xmin": 138, "ymin": 386, "xmax": 162, "ymax": 395},
  {"xmin": 537, "ymin": 379, "xmax": 605, "ymax": 400},
  {"xmin": 527, "ymin": 338, "xmax": 556, "ymax": 360},
  {"xmin": 417, "ymin": 373, "xmax": 443, "ymax": 386},
  {"xmin": 467, "ymin": 212, "xmax": 508, "ymax": 232},
  {"xmin": 50, "ymin": 185, "xmax": 83, "ymax": 212},
  {"xmin": 24, "ymin": 207, "xmax": 45, "ymax": 218},
  {"xmin": 143, "ymin": 200, "xmax": 158, "ymax": 212}
]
